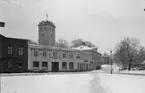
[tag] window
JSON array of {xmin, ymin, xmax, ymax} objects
[
  {"xmin": 18, "ymin": 47, "xmax": 24, "ymax": 56},
  {"xmin": 69, "ymin": 62, "xmax": 73, "ymax": 69},
  {"xmin": 43, "ymin": 51, "xmax": 47, "ymax": 57},
  {"xmin": 62, "ymin": 62, "xmax": 67, "ymax": 69},
  {"xmin": 34, "ymin": 51, "xmax": 38, "ymax": 57},
  {"xmin": 8, "ymin": 61, "xmax": 12, "ymax": 68},
  {"xmin": 42, "ymin": 62, "xmax": 48, "ymax": 68},
  {"xmin": 53, "ymin": 52, "xmax": 57, "ymax": 58},
  {"xmin": 18, "ymin": 61, "xmax": 23, "ymax": 68},
  {"xmin": 63, "ymin": 53, "xmax": 66, "ymax": 58},
  {"xmin": 8, "ymin": 46, "xmax": 12, "ymax": 55},
  {"xmin": 33, "ymin": 61, "xmax": 39, "ymax": 67}
]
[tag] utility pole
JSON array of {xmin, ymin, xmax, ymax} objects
[{"xmin": 110, "ymin": 50, "xmax": 113, "ymax": 74}]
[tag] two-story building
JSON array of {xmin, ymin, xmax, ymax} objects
[
  {"xmin": 28, "ymin": 44, "xmax": 93, "ymax": 72},
  {"xmin": 28, "ymin": 44, "xmax": 83, "ymax": 72},
  {"xmin": 0, "ymin": 34, "xmax": 28, "ymax": 73}
]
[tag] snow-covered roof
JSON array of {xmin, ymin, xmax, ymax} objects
[
  {"xmin": 72, "ymin": 45, "xmax": 93, "ymax": 50},
  {"xmin": 28, "ymin": 39, "xmax": 38, "ymax": 45},
  {"xmin": 29, "ymin": 44, "xmax": 79, "ymax": 52}
]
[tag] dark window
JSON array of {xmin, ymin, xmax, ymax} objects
[
  {"xmin": 42, "ymin": 62, "xmax": 48, "ymax": 67},
  {"xmin": 43, "ymin": 51, "xmax": 47, "ymax": 57},
  {"xmin": 63, "ymin": 53, "xmax": 66, "ymax": 58},
  {"xmin": 18, "ymin": 47, "xmax": 24, "ymax": 56},
  {"xmin": 69, "ymin": 62, "xmax": 73, "ymax": 69},
  {"xmin": 33, "ymin": 61, "xmax": 39, "ymax": 67},
  {"xmin": 18, "ymin": 61, "xmax": 23, "ymax": 68},
  {"xmin": 8, "ymin": 61, "xmax": 12, "ymax": 68},
  {"xmin": 62, "ymin": 62, "xmax": 67, "ymax": 69},
  {"xmin": 8, "ymin": 46, "xmax": 13, "ymax": 55},
  {"xmin": 34, "ymin": 51, "xmax": 38, "ymax": 57}
]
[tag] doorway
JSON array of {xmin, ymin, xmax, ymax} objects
[{"xmin": 52, "ymin": 62, "xmax": 59, "ymax": 72}]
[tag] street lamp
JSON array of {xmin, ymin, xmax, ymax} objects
[{"xmin": 105, "ymin": 48, "xmax": 113, "ymax": 74}]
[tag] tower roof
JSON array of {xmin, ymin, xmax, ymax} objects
[{"xmin": 38, "ymin": 20, "xmax": 56, "ymax": 28}]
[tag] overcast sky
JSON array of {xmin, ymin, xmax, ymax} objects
[{"xmin": 0, "ymin": 0, "xmax": 145, "ymax": 53}]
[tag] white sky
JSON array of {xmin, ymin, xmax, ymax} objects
[{"xmin": 0, "ymin": 0, "xmax": 145, "ymax": 53}]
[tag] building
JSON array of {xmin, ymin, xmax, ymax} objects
[
  {"xmin": 76, "ymin": 50, "xmax": 92, "ymax": 71},
  {"xmin": 28, "ymin": 44, "xmax": 77, "ymax": 72},
  {"xmin": 38, "ymin": 20, "xmax": 56, "ymax": 46},
  {"xmin": 72, "ymin": 45, "xmax": 102, "ymax": 70},
  {"xmin": 28, "ymin": 44, "xmax": 93, "ymax": 72},
  {"xmin": 0, "ymin": 34, "xmax": 28, "ymax": 73}
]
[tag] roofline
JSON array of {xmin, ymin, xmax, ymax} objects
[{"xmin": 28, "ymin": 44, "xmax": 79, "ymax": 52}]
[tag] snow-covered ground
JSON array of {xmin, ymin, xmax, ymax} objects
[
  {"xmin": 1, "ymin": 72, "xmax": 145, "ymax": 93},
  {"xmin": 101, "ymin": 64, "xmax": 145, "ymax": 75},
  {"xmin": 100, "ymin": 73, "xmax": 145, "ymax": 93}
]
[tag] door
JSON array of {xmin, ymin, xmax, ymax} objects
[{"xmin": 52, "ymin": 62, "xmax": 59, "ymax": 72}]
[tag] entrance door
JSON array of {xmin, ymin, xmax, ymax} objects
[{"xmin": 52, "ymin": 62, "xmax": 59, "ymax": 72}]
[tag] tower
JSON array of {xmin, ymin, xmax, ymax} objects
[{"xmin": 38, "ymin": 14, "xmax": 56, "ymax": 46}]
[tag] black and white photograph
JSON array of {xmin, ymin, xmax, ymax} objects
[{"xmin": 0, "ymin": 0, "xmax": 145, "ymax": 93}]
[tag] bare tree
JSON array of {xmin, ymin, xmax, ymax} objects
[
  {"xmin": 71, "ymin": 38, "xmax": 84, "ymax": 48},
  {"xmin": 114, "ymin": 37, "xmax": 140, "ymax": 70},
  {"xmin": 71, "ymin": 38, "xmax": 96, "ymax": 48},
  {"xmin": 85, "ymin": 41, "xmax": 96, "ymax": 47},
  {"xmin": 56, "ymin": 38, "xmax": 69, "ymax": 48}
]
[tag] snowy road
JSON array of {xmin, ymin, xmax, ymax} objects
[{"xmin": 1, "ymin": 72, "xmax": 145, "ymax": 93}]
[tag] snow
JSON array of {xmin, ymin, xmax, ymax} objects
[
  {"xmin": 100, "ymin": 73, "xmax": 145, "ymax": 93},
  {"xmin": 1, "ymin": 72, "xmax": 145, "ymax": 93},
  {"xmin": 72, "ymin": 45, "xmax": 93, "ymax": 50},
  {"xmin": 118, "ymin": 70, "xmax": 145, "ymax": 75}
]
